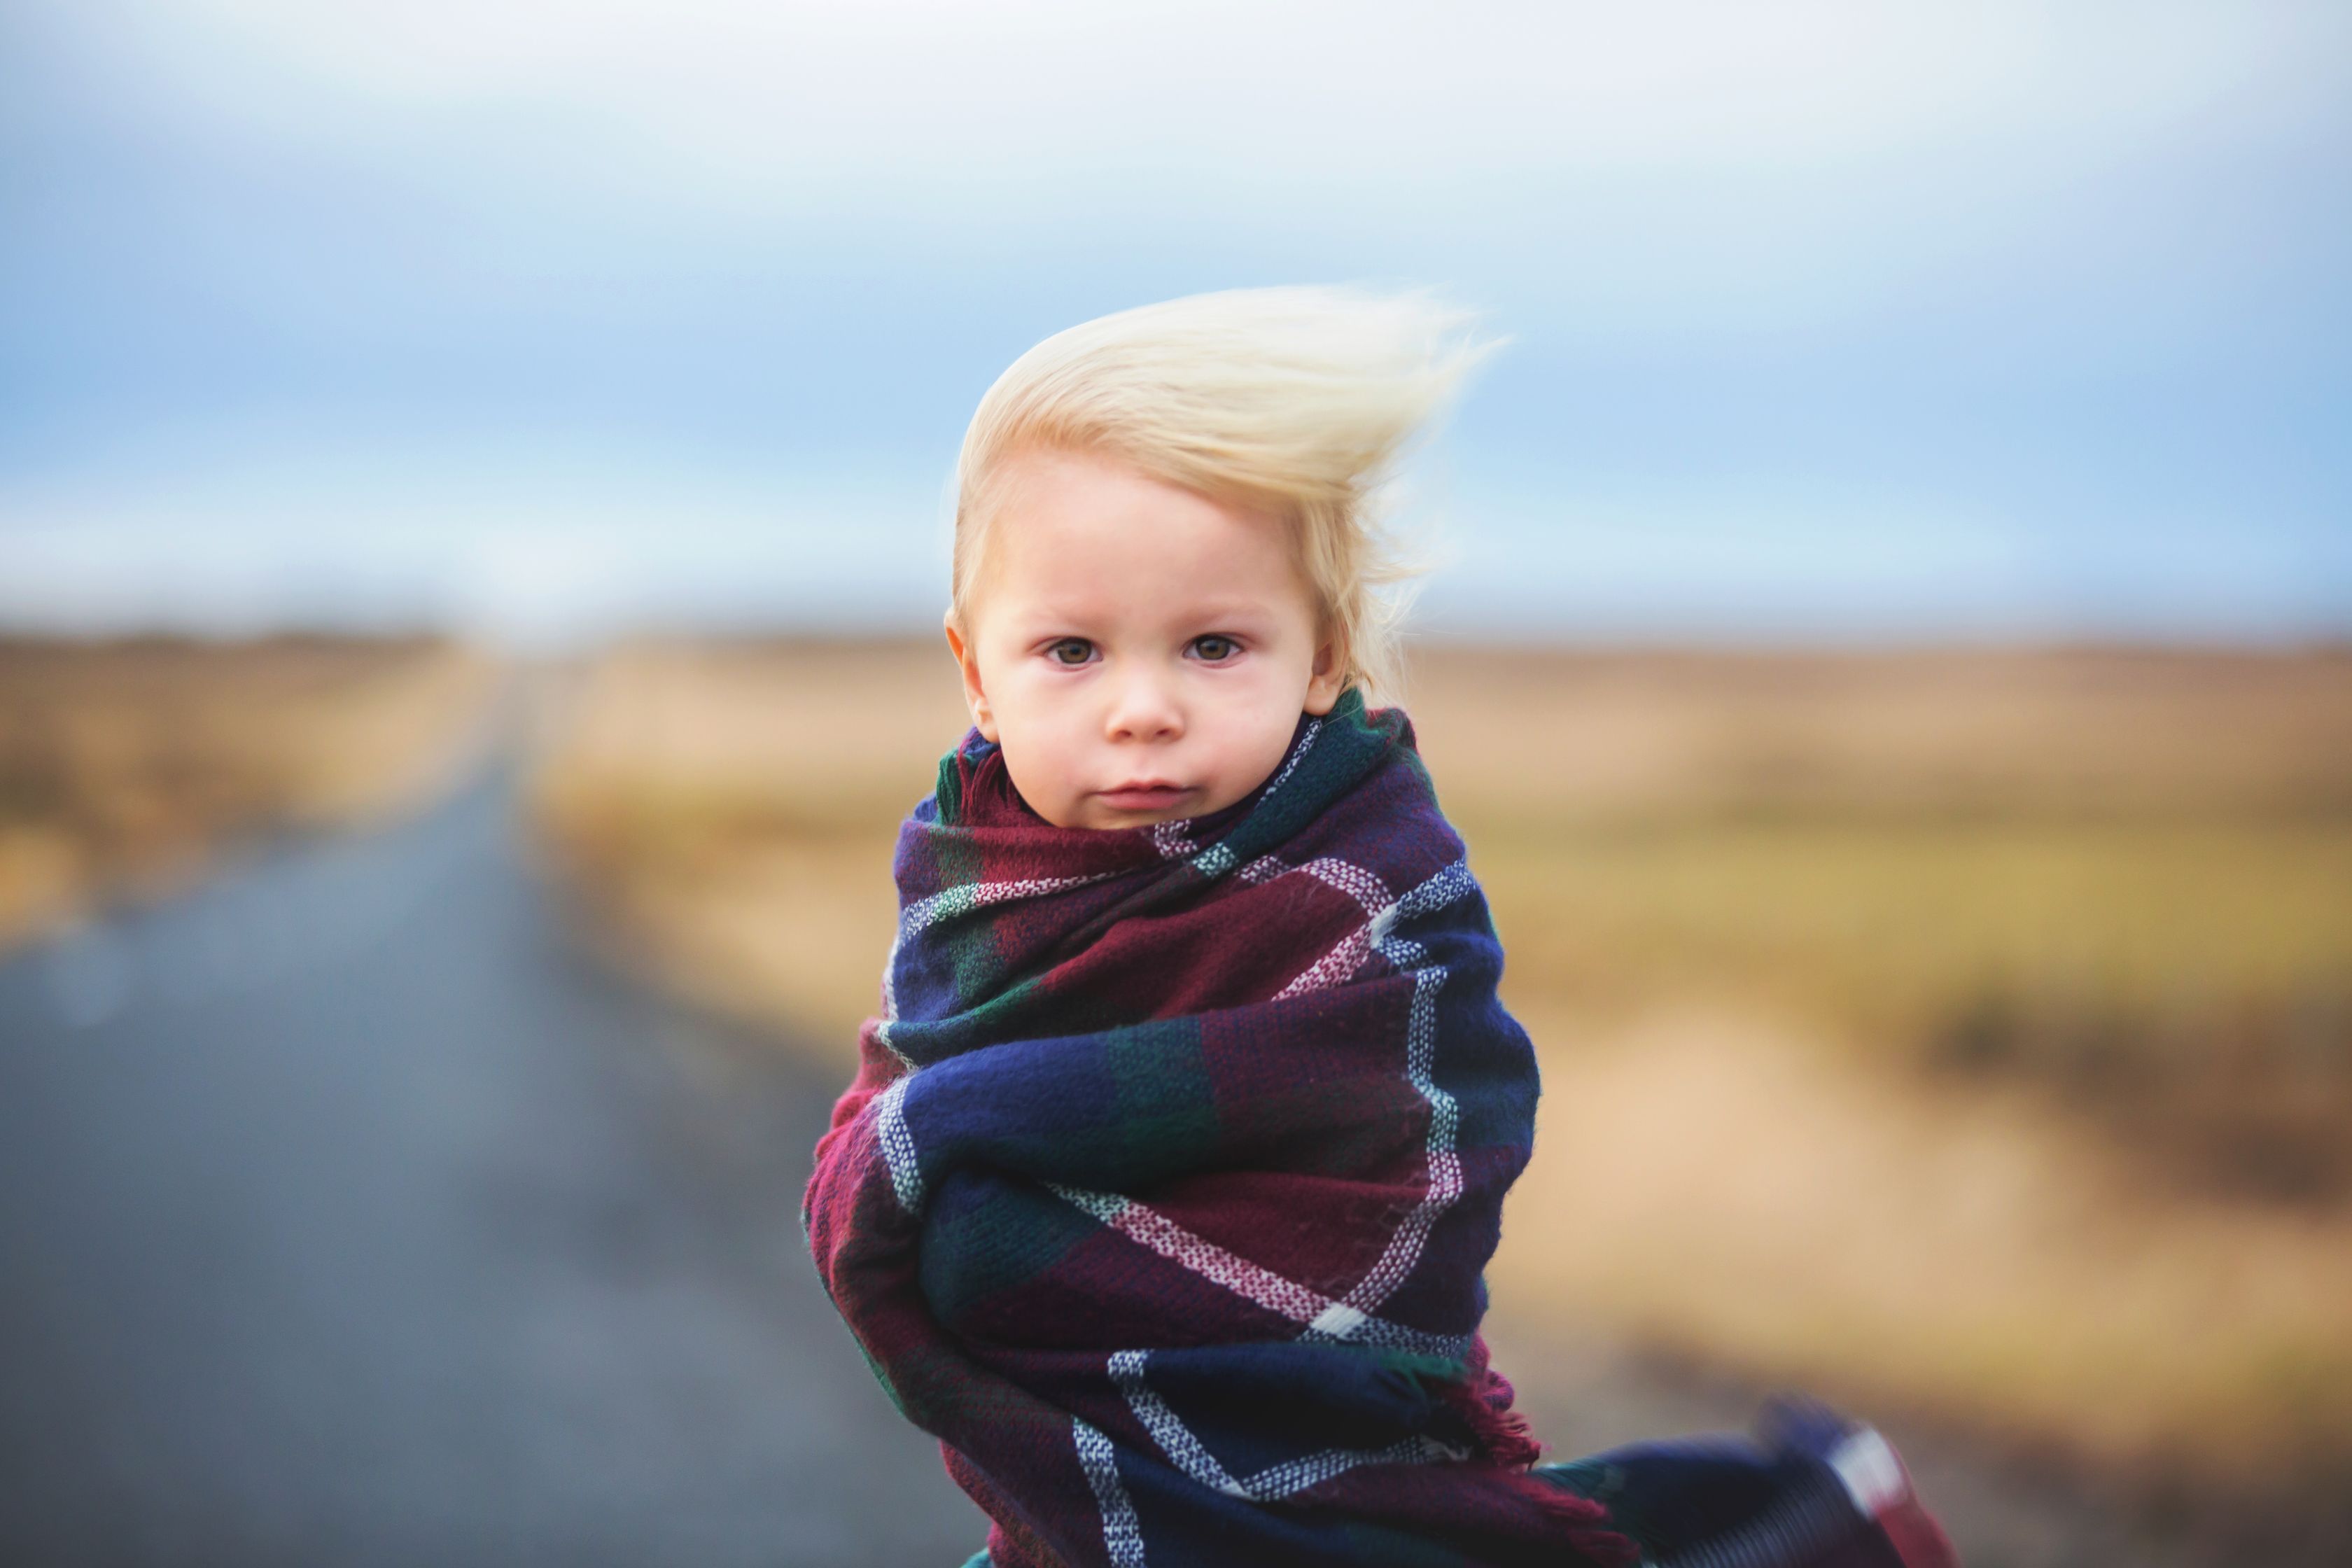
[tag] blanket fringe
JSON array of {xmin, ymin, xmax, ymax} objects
[
  {"xmin": 1523, "ymin": 1483, "xmax": 1644, "ymax": 1568},
  {"xmin": 1451, "ymin": 1376, "xmax": 1546, "ymax": 1469},
  {"xmin": 1440, "ymin": 1352, "xmax": 1643, "ymax": 1566}
]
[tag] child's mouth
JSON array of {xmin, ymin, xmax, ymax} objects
[{"xmin": 1097, "ymin": 783, "xmax": 1194, "ymax": 810}]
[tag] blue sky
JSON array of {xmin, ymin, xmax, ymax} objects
[{"xmin": 3, "ymin": 1, "xmax": 2346, "ymax": 645}]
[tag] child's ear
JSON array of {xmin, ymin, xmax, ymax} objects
[
  {"xmin": 942, "ymin": 608, "xmax": 999, "ymax": 741},
  {"xmin": 1303, "ymin": 627, "xmax": 1346, "ymax": 716}
]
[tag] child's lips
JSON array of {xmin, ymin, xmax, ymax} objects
[{"xmin": 1097, "ymin": 783, "xmax": 1194, "ymax": 810}]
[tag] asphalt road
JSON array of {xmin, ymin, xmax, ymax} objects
[{"xmin": 0, "ymin": 755, "xmax": 987, "ymax": 1567}]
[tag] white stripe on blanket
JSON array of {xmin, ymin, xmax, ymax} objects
[
  {"xmin": 1109, "ymin": 1348, "xmax": 1463, "ymax": 1506},
  {"xmin": 1266, "ymin": 857, "xmax": 1393, "ymax": 1000},
  {"xmin": 1074, "ymin": 1417, "xmax": 1148, "ymax": 1567},
  {"xmin": 1245, "ymin": 1434, "xmax": 1462, "ymax": 1501},
  {"xmin": 881, "ymin": 871, "xmax": 1125, "ymax": 1028},
  {"xmin": 872, "ymin": 1074, "xmax": 925, "ymax": 1214},
  {"xmin": 1109, "ymin": 1350, "xmax": 1247, "ymax": 1497},
  {"xmin": 1049, "ymin": 1184, "xmax": 1470, "ymax": 1360},
  {"xmin": 1256, "ymin": 717, "xmax": 1322, "ymax": 806}
]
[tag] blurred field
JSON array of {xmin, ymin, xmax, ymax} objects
[
  {"xmin": 522, "ymin": 636, "xmax": 2352, "ymax": 1509},
  {"xmin": 0, "ymin": 634, "xmax": 503, "ymax": 948},
  {"xmin": 521, "ymin": 638, "xmax": 965, "ymax": 1048}
]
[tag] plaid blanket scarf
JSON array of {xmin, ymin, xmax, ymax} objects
[{"xmin": 804, "ymin": 687, "xmax": 1955, "ymax": 1568}]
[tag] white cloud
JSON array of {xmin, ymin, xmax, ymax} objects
[{"xmin": 90, "ymin": 0, "xmax": 2339, "ymax": 195}]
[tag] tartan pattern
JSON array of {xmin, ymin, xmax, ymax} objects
[
  {"xmin": 803, "ymin": 687, "xmax": 1953, "ymax": 1568},
  {"xmin": 1534, "ymin": 1398, "xmax": 1959, "ymax": 1568}
]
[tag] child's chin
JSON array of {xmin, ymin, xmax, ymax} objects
[{"xmin": 1077, "ymin": 807, "xmax": 1184, "ymax": 830}]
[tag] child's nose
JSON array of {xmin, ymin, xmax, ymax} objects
[{"xmin": 1102, "ymin": 666, "xmax": 1184, "ymax": 743}]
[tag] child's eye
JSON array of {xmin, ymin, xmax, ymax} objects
[
  {"xmin": 1046, "ymin": 638, "xmax": 1096, "ymax": 666},
  {"xmin": 1191, "ymin": 635, "xmax": 1240, "ymax": 662}
]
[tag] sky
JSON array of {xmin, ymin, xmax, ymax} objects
[{"xmin": 2, "ymin": 1, "xmax": 2347, "ymax": 646}]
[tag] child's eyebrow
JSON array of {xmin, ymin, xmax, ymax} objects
[
  {"xmin": 1007, "ymin": 598, "xmax": 1286, "ymax": 631},
  {"xmin": 1154, "ymin": 598, "xmax": 1287, "ymax": 626}
]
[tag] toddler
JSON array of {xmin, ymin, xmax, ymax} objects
[{"xmin": 804, "ymin": 288, "xmax": 1955, "ymax": 1568}]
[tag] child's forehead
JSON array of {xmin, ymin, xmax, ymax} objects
[
  {"xmin": 990, "ymin": 581, "xmax": 1294, "ymax": 629},
  {"xmin": 974, "ymin": 448, "xmax": 1316, "ymax": 617},
  {"xmin": 990, "ymin": 444, "xmax": 1282, "ymax": 532},
  {"xmin": 976, "ymin": 542, "xmax": 1307, "ymax": 633}
]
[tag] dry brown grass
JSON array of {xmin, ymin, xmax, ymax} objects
[
  {"xmin": 0, "ymin": 634, "xmax": 503, "ymax": 946},
  {"xmin": 522, "ymin": 634, "xmax": 2352, "ymax": 1494},
  {"xmin": 521, "ymin": 637, "xmax": 967, "ymax": 1040},
  {"xmin": 1399, "ymin": 642, "xmax": 2352, "ymax": 824},
  {"xmin": 1490, "ymin": 1000, "xmax": 2352, "ymax": 1499}
]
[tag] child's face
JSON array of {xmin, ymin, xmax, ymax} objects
[{"xmin": 944, "ymin": 446, "xmax": 1347, "ymax": 830}]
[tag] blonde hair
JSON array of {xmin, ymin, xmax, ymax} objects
[{"xmin": 950, "ymin": 286, "xmax": 1498, "ymax": 705}]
